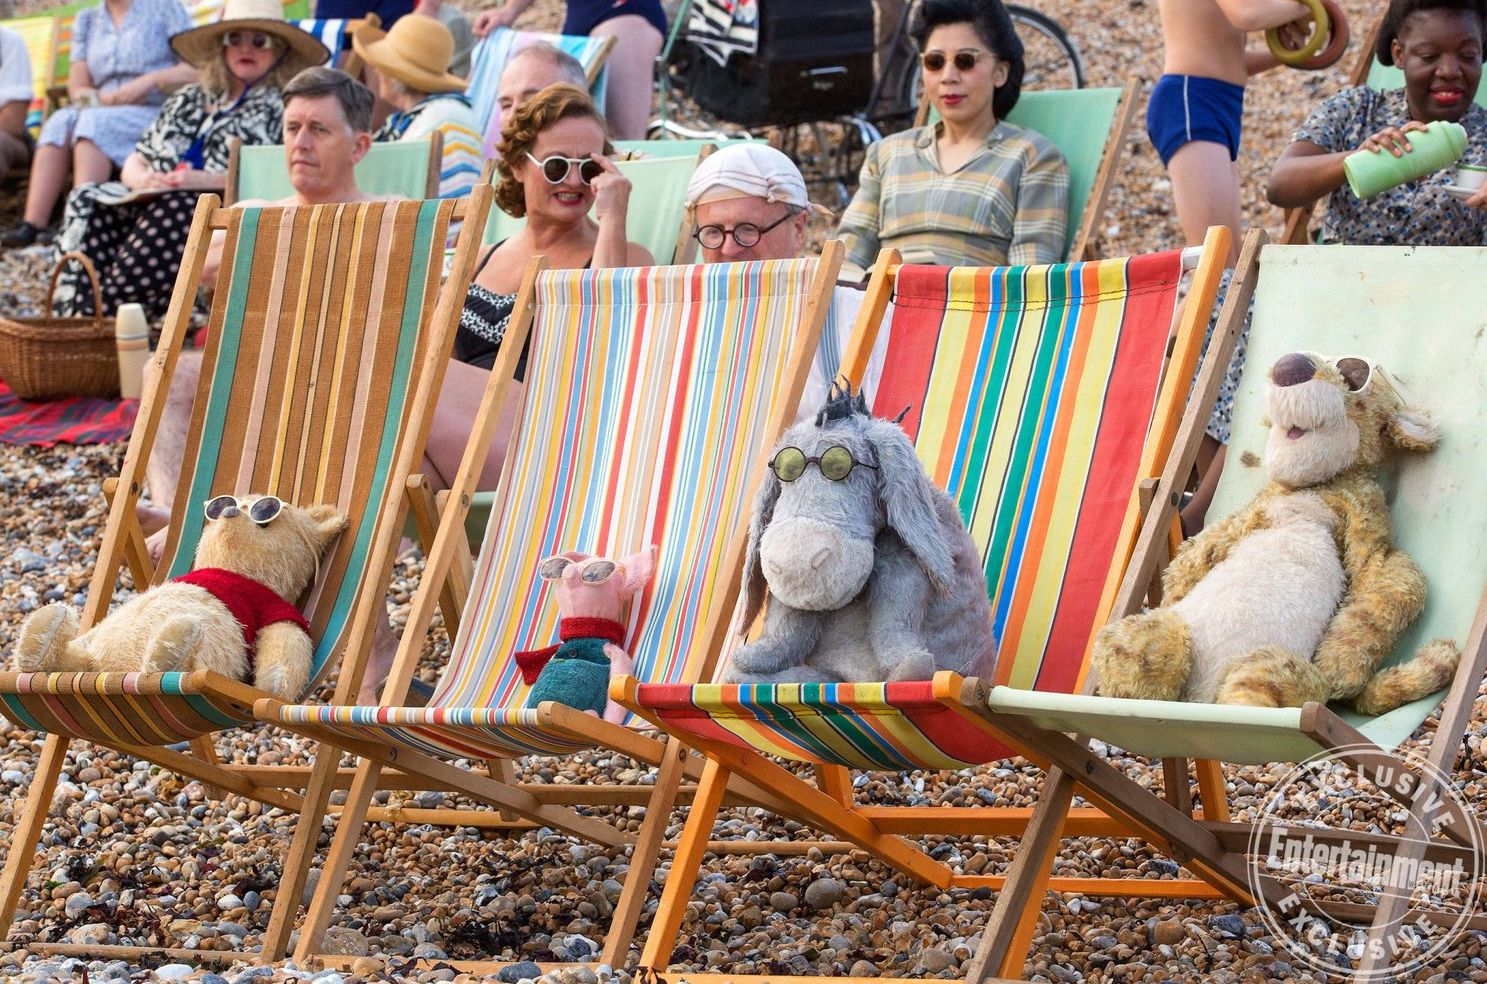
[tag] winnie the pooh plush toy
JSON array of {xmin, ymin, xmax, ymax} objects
[
  {"xmin": 1092, "ymin": 352, "xmax": 1458, "ymax": 713},
  {"xmin": 13, "ymin": 494, "xmax": 345, "ymax": 700}
]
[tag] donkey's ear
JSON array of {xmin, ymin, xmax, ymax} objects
[
  {"xmin": 742, "ymin": 460, "xmax": 783, "ymax": 628},
  {"xmin": 867, "ymin": 419, "xmax": 955, "ymax": 590}
]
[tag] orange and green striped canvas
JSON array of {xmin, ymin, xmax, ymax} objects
[
  {"xmin": 0, "ymin": 200, "xmax": 460, "ymax": 744},
  {"xmin": 635, "ymin": 251, "xmax": 1189, "ymax": 770},
  {"xmin": 276, "ymin": 260, "xmax": 827, "ymax": 759}
]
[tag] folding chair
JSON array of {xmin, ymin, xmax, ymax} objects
[
  {"xmin": 613, "ymin": 137, "xmax": 751, "ymax": 159},
  {"xmin": 613, "ymin": 227, "xmax": 1234, "ymax": 979},
  {"xmin": 7, "ymin": 14, "xmax": 58, "ymax": 137},
  {"xmin": 223, "ymin": 136, "xmax": 443, "ymax": 205},
  {"xmin": 1279, "ymin": 14, "xmax": 1487, "ymax": 244},
  {"xmin": 466, "ymin": 26, "xmax": 615, "ymax": 159},
  {"xmin": 911, "ymin": 81, "xmax": 1139, "ymax": 263},
  {"xmin": 484, "ymin": 153, "xmax": 709, "ymax": 263},
  {"xmin": 947, "ymin": 233, "xmax": 1487, "ymax": 980},
  {"xmin": 258, "ymin": 246, "xmax": 844, "ymax": 973},
  {"xmin": 0, "ymin": 188, "xmax": 494, "ymax": 963}
]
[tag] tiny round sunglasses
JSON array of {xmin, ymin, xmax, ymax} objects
[
  {"xmin": 538, "ymin": 554, "xmax": 618, "ymax": 584},
  {"xmin": 526, "ymin": 152, "xmax": 603, "ymax": 185},
  {"xmin": 920, "ymin": 48, "xmax": 992, "ymax": 73},
  {"xmin": 223, "ymin": 30, "xmax": 277, "ymax": 50},
  {"xmin": 693, "ymin": 210, "xmax": 793, "ymax": 250},
  {"xmin": 769, "ymin": 445, "xmax": 877, "ymax": 483},
  {"xmin": 204, "ymin": 494, "xmax": 285, "ymax": 525}
]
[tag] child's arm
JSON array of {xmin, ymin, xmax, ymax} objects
[{"xmin": 1214, "ymin": 0, "xmax": 1311, "ymax": 31}]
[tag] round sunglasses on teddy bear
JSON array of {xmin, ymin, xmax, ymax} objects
[{"xmin": 204, "ymin": 494, "xmax": 284, "ymax": 525}]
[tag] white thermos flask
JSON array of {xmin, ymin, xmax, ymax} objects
[{"xmin": 114, "ymin": 303, "xmax": 149, "ymax": 400}]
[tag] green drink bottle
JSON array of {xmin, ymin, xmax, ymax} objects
[{"xmin": 1343, "ymin": 120, "xmax": 1468, "ymax": 199}]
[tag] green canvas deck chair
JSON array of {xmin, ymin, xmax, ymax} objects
[
  {"xmin": 485, "ymin": 153, "xmax": 707, "ymax": 263},
  {"xmin": 941, "ymin": 233, "xmax": 1487, "ymax": 981},
  {"xmin": 1279, "ymin": 13, "xmax": 1487, "ymax": 244},
  {"xmin": 612, "ymin": 137, "xmax": 750, "ymax": 159},
  {"xmin": 613, "ymin": 228, "xmax": 1235, "ymax": 982},
  {"xmin": 909, "ymin": 81, "xmax": 1138, "ymax": 264},
  {"xmin": 0, "ymin": 189, "xmax": 494, "ymax": 963},
  {"xmin": 256, "ymin": 247, "xmax": 844, "ymax": 974},
  {"xmin": 223, "ymin": 136, "xmax": 442, "ymax": 206}
]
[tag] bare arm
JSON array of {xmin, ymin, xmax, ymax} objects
[
  {"xmin": 1214, "ymin": 0, "xmax": 1311, "ymax": 32},
  {"xmin": 66, "ymin": 60, "xmax": 94, "ymax": 100},
  {"xmin": 120, "ymin": 151, "xmax": 162, "ymax": 190},
  {"xmin": 0, "ymin": 101, "xmax": 26, "ymax": 140},
  {"xmin": 1268, "ymin": 122, "xmax": 1430, "ymax": 207},
  {"xmin": 471, "ymin": 0, "xmax": 537, "ymax": 36}
]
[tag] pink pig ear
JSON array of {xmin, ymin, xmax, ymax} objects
[{"xmin": 620, "ymin": 545, "xmax": 657, "ymax": 594}]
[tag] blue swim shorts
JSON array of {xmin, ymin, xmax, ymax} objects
[{"xmin": 1146, "ymin": 74, "xmax": 1245, "ymax": 166}]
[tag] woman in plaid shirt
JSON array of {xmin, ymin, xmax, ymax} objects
[{"xmin": 837, "ymin": 0, "xmax": 1069, "ymax": 270}]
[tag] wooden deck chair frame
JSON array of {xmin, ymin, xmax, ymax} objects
[
  {"xmin": 607, "ymin": 227, "xmax": 1241, "ymax": 984},
  {"xmin": 912, "ymin": 79, "xmax": 1138, "ymax": 262},
  {"xmin": 222, "ymin": 132, "xmax": 442, "ymax": 207},
  {"xmin": 254, "ymin": 246, "xmax": 845, "ymax": 975},
  {"xmin": 0, "ymin": 187, "xmax": 495, "ymax": 965},
  {"xmin": 941, "ymin": 229, "xmax": 1487, "ymax": 980}
]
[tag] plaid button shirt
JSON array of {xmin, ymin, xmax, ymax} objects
[{"xmin": 837, "ymin": 121, "xmax": 1069, "ymax": 270}]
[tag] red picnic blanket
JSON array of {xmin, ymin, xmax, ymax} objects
[{"xmin": 0, "ymin": 380, "xmax": 136, "ymax": 447}]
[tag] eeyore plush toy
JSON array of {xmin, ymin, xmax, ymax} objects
[{"xmin": 724, "ymin": 385, "xmax": 997, "ymax": 684}]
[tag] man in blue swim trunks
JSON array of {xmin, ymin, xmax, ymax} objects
[
  {"xmin": 1150, "ymin": 0, "xmax": 1314, "ymax": 533},
  {"xmin": 1151, "ymin": 0, "xmax": 1313, "ymax": 263}
]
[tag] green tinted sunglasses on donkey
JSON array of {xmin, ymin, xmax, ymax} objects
[{"xmin": 769, "ymin": 445, "xmax": 878, "ymax": 483}]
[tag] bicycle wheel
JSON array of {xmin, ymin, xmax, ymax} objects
[{"xmin": 1007, "ymin": 5, "xmax": 1086, "ymax": 89}]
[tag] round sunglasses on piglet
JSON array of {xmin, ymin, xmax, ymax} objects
[{"xmin": 204, "ymin": 494, "xmax": 284, "ymax": 525}]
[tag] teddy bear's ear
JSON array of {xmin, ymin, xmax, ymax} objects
[
  {"xmin": 305, "ymin": 504, "xmax": 348, "ymax": 545},
  {"xmin": 1386, "ymin": 407, "xmax": 1441, "ymax": 453}
]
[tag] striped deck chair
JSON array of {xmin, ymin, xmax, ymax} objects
[
  {"xmin": 945, "ymin": 233, "xmax": 1487, "ymax": 981},
  {"xmin": 467, "ymin": 27, "xmax": 615, "ymax": 159},
  {"xmin": 7, "ymin": 14, "xmax": 57, "ymax": 137},
  {"xmin": 0, "ymin": 189, "xmax": 494, "ymax": 963},
  {"xmin": 258, "ymin": 247, "xmax": 843, "ymax": 973},
  {"xmin": 612, "ymin": 229, "xmax": 1234, "ymax": 980}
]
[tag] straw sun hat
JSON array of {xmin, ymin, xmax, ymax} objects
[
  {"xmin": 170, "ymin": 0, "xmax": 330, "ymax": 75},
  {"xmin": 352, "ymin": 14, "xmax": 467, "ymax": 95}
]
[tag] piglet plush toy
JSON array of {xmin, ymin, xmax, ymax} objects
[{"xmin": 517, "ymin": 547, "xmax": 656, "ymax": 724}]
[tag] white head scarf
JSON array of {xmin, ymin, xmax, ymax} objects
[{"xmin": 685, "ymin": 144, "xmax": 811, "ymax": 209}]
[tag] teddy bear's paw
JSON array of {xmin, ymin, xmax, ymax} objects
[
  {"xmin": 1091, "ymin": 610, "xmax": 1192, "ymax": 701},
  {"xmin": 14, "ymin": 603, "xmax": 79, "ymax": 672},
  {"xmin": 1214, "ymin": 647, "xmax": 1325, "ymax": 708},
  {"xmin": 145, "ymin": 619, "xmax": 203, "ymax": 673}
]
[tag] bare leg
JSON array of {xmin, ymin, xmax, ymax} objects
[
  {"xmin": 141, "ymin": 351, "xmax": 203, "ymax": 559},
  {"xmin": 1166, "ymin": 141, "xmax": 1243, "ymax": 265},
  {"xmin": 421, "ymin": 359, "xmax": 523, "ymax": 494},
  {"xmin": 1180, "ymin": 440, "xmax": 1224, "ymax": 534},
  {"xmin": 590, "ymin": 15, "xmax": 664, "ymax": 141},
  {"xmin": 71, "ymin": 139, "xmax": 113, "ymax": 186},
  {"xmin": 357, "ymin": 361, "xmax": 525, "ymax": 702},
  {"xmin": 22, "ymin": 144, "xmax": 70, "ymax": 228}
]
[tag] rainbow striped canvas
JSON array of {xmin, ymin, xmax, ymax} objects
[
  {"xmin": 635, "ymin": 252, "xmax": 1188, "ymax": 770},
  {"xmin": 276, "ymin": 260, "xmax": 827, "ymax": 759},
  {"xmin": 0, "ymin": 199, "xmax": 464, "ymax": 743}
]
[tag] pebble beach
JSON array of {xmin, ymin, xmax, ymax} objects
[{"xmin": 0, "ymin": 0, "xmax": 1485, "ymax": 982}]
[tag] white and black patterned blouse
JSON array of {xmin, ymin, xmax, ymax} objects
[{"xmin": 135, "ymin": 82, "xmax": 284, "ymax": 173}]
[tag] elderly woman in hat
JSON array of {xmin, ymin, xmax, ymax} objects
[
  {"xmin": 50, "ymin": 0, "xmax": 328, "ymax": 319},
  {"xmin": 353, "ymin": 14, "xmax": 481, "ymax": 200}
]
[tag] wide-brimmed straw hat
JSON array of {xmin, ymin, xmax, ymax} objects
[
  {"xmin": 171, "ymin": 0, "xmax": 330, "ymax": 75},
  {"xmin": 352, "ymin": 14, "xmax": 467, "ymax": 95}
]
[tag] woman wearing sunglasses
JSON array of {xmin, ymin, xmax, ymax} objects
[
  {"xmin": 49, "ymin": 0, "xmax": 328, "ymax": 319},
  {"xmin": 835, "ymin": 0, "xmax": 1069, "ymax": 272}
]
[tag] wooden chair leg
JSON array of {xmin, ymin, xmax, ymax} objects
[
  {"xmin": 1194, "ymin": 759, "xmax": 1229, "ymax": 821},
  {"xmin": 0, "ymin": 734, "xmax": 68, "ymax": 936},
  {"xmin": 257, "ymin": 751, "xmax": 345, "ymax": 962},
  {"xmin": 486, "ymin": 757, "xmax": 520, "ymax": 825},
  {"xmin": 814, "ymin": 763, "xmax": 853, "ymax": 807},
  {"xmin": 966, "ymin": 767, "xmax": 1075, "ymax": 982},
  {"xmin": 293, "ymin": 758, "xmax": 386, "ymax": 965},
  {"xmin": 1161, "ymin": 757, "xmax": 1193, "ymax": 814},
  {"xmin": 637, "ymin": 756, "xmax": 730, "ymax": 971},
  {"xmin": 189, "ymin": 735, "xmax": 224, "ymax": 800},
  {"xmin": 602, "ymin": 736, "xmax": 689, "ymax": 967}
]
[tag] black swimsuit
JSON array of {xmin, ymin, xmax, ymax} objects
[{"xmin": 455, "ymin": 243, "xmax": 523, "ymax": 377}]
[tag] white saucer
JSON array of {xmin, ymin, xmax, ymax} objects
[{"xmin": 1445, "ymin": 184, "xmax": 1484, "ymax": 202}]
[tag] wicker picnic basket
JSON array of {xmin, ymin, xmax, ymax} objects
[{"xmin": 0, "ymin": 251, "xmax": 117, "ymax": 400}]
